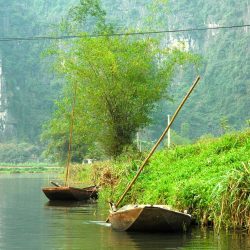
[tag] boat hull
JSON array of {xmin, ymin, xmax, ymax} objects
[
  {"xmin": 42, "ymin": 186, "xmax": 98, "ymax": 201},
  {"xmin": 109, "ymin": 205, "xmax": 191, "ymax": 232}
]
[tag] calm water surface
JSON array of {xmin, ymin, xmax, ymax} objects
[{"xmin": 0, "ymin": 174, "xmax": 249, "ymax": 250}]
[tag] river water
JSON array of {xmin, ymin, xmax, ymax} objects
[{"xmin": 0, "ymin": 174, "xmax": 249, "ymax": 250}]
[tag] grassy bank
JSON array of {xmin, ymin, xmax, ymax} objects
[{"xmin": 72, "ymin": 129, "xmax": 250, "ymax": 231}]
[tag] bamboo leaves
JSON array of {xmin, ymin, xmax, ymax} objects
[{"xmin": 44, "ymin": 35, "xmax": 198, "ymax": 158}]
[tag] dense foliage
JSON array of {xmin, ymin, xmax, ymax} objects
[
  {"xmin": 0, "ymin": 0, "xmax": 77, "ymax": 142},
  {"xmin": 43, "ymin": 35, "xmax": 198, "ymax": 159},
  {"xmin": 101, "ymin": 0, "xmax": 250, "ymax": 138},
  {"xmin": 41, "ymin": 0, "xmax": 199, "ymax": 160},
  {"xmin": 0, "ymin": 142, "xmax": 44, "ymax": 163},
  {"xmin": 0, "ymin": 0, "xmax": 249, "ymax": 162}
]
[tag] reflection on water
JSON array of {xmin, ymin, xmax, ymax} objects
[
  {"xmin": 0, "ymin": 174, "xmax": 249, "ymax": 250},
  {"xmin": 45, "ymin": 200, "xmax": 97, "ymax": 208},
  {"xmin": 108, "ymin": 231, "xmax": 191, "ymax": 249}
]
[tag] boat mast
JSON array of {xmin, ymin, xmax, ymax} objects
[
  {"xmin": 114, "ymin": 76, "xmax": 201, "ymax": 209},
  {"xmin": 65, "ymin": 83, "xmax": 77, "ymax": 187}
]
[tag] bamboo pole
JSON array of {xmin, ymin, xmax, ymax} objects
[
  {"xmin": 65, "ymin": 83, "xmax": 77, "ymax": 187},
  {"xmin": 113, "ymin": 76, "xmax": 200, "ymax": 209}
]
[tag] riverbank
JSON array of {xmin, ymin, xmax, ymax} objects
[
  {"xmin": 71, "ymin": 129, "xmax": 250, "ymax": 231},
  {"xmin": 0, "ymin": 163, "xmax": 62, "ymax": 174}
]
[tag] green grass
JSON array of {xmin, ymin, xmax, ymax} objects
[{"xmin": 94, "ymin": 129, "xmax": 250, "ymax": 231}]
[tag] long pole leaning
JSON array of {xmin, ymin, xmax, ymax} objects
[
  {"xmin": 114, "ymin": 76, "xmax": 201, "ymax": 209},
  {"xmin": 65, "ymin": 83, "xmax": 77, "ymax": 187}
]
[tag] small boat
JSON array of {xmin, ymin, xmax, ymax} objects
[
  {"xmin": 108, "ymin": 204, "xmax": 191, "ymax": 232},
  {"xmin": 42, "ymin": 185, "xmax": 98, "ymax": 201}
]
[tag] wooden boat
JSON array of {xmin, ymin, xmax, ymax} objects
[
  {"xmin": 42, "ymin": 185, "xmax": 98, "ymax": 201},
  {"xmin": 109, "ymin": 205, "xmax": 191, "ymax": 232}
]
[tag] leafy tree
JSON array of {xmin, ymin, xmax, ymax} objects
[
  {"xmin": 68, "ymin": 0, "xmax": 112, "ymax": 32},
  {"xmin": 43, "ymin": 34, "xmax": 199, "ymax": 159}
]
